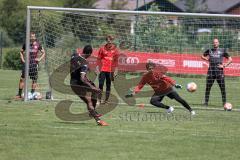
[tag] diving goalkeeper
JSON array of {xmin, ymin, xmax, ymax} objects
[{"xmin": 126, "ymin": 62, "xmax": 195, "ymax": 115}]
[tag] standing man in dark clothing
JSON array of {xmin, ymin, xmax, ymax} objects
[
  {"xmin": 70, "ymin": 45, "xmax": 108, "ymax": 126},
  {"xmin": 201, "ymin": 38, "xmax": 232, "ymax": 106},
  {"xmin": 15, "ymin": 32, "xmax": 45, "ymax": 99}
]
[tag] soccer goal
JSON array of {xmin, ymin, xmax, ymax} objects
[{"xmin": 24, "ymin": 6, "xmax": 240, "ymax": 108}]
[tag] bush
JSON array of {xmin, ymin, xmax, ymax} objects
[
  {"xmin": 0, "ymin": 28, "xmax": 15, "ymax": 47},
  {"xmin": 3, "ymin": 48, "xmax": 22, "ymax": 70}
]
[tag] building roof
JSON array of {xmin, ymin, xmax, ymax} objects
[
  {"xmin": 95, "ymin": 0, "xmax": 155, "ymax": 10},
  {"xmin": 174, "ymin": 0, "xmax": 240, "ymax": 13},
  {"xmin": 95, "ymin": 0, "xmax": 240, "ymax": 13}
]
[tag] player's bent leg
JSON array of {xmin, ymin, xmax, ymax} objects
[
  {"xmin": 80, "ymin": 96, "xmax": 107, "ymax": 125},
  {"xmin": 150, "ymin": 94, "xmax": 170, "ymax": 109},
  {"xmin": 168, "ymin": 91, "xmax": 193, "ymax": 112},
  {"xmin": 70, "ymin": 82, "xmax": 108, "ymax": 125}
]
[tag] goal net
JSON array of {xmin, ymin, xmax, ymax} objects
[{"xmin": 25, "ymin": 6, "xmax": 240, "ymax": 108}]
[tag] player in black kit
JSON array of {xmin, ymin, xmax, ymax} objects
[
  {"xmin": 15, "ymin": 32, "xmax": 45, "ymax": 99},
  {"xmin": 201, "ymin": 38, "xmax": 232, "ymax": 106},
  {"xmin": 70, "ymin": 45, "xmax": 108, "ymax": 126}
]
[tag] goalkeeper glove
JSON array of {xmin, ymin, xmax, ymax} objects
[
  {"xmin": 175, "ymin": 84, "xmax": 182, "ymax": 89},
  {"xmin": 125, "ymin": 89, "xmax": 134, "ymax": 98}
]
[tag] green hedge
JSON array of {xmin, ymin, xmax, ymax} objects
[{"xmin": 3, "ymin": 48, "xmax": 22, "ymax": 70}]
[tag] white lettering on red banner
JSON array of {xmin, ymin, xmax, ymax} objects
[
  {"xmin": 118, "ymin": 56, "xmax": 139, "ymax": 65},
  {"xmin": 147, "ymin": 59, "xmax": 175, "ymax": 67},
  {"xmin": 183, "ymin": 60, "xmax": 204, "ymax": 68},
  {"xmin": 78, "ymin": 48, "xmax": 240, "ymax": 76}
]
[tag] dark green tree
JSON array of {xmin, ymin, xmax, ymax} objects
[
  {"xmin": 133, "ymin": 3, "xmax": 188, "ymax": 52},
  {"xmin": 0, "ymin": 27, "xmax": 14, "ymax": 47},
  {"xmin": 64, "ymin": 0, "xmax": 97, "ymax": 8},
  {"xmin": 62, "ymin": 0, "xmax": 98, "ymax": 42},
  {"xmin": 0, "ymin": 0, "xmax": 25, "ymax": 44}
]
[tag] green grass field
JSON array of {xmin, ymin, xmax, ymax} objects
[{"xmin": 0, "ymin": 69, "xmax": 240, "ymax": 160}]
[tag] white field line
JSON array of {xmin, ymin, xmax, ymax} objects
[{"xmin": 2, "ymin": 98, "xmax": 240, "ymax": 112}]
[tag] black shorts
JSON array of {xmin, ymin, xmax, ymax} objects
[
  {"xmin": 21, "ymin": 63, "xmax": 38, "ymax": 81},
  {"xmin": 207, "ymin": 67, "xmax": 224, "ymax": 76}
]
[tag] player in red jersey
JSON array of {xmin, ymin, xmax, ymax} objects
[
  {"xmin": 96, "ymin": 35, "xmax": 119, "ymax": 104},
  {"xmin": 15, "ymin": 32, "xmax": 45, "ymax": 99},
  {"xmin": 126, "ymin": 62, "xmax": 195, "ymax": 115}
]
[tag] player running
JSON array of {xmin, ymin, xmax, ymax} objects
[
  {"xmin": 201, "ymin": 38, "xmax": 232, "ymax": 106},
  {"xmin": 70, "ymin": 45, "xmax": 108, "ymax": 126},
  {"xmin": 15, "ymin": 32, "xmax": 45, "ymax": 99},
  {"xmin": 125, "ymin": 62, "xmax": 195, "ymax": 115}
]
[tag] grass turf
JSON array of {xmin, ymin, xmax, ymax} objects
[{"xmin": 0, "ymin": 69, "xmax": 240, "ymax": 160}]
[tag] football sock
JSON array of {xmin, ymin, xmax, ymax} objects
[
  {"xmin": 18, "ymin": 89, "xmax": 23, "ymax": 96},
  {"xmin": 89, "ymin": 109, "xmax": 100, "ymax": 121},
  {"xmin": 105, "ymin": 91, "xmax": 110, "ymax": 102}
]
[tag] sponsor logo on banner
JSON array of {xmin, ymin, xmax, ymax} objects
[
  {"xmin": 78, "ymin": 47, "xmax": 240, "ymax": 76},
  {"xmin": 118, "ymin": 56, "xmax": 139, "ymax": 65},
  {"xmin": 147, "ymin": 59, "xmax": 175, "ymax": 67},
  {"xmin": 183, "ymin": 60, "xmax": 208, "ymax": 68},
  {"xmin": 88, "ymin": 57, "xmax": 97, "ymax": 65}
]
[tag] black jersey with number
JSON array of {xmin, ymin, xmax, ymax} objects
[{"xmin": 70, "ymin": 53, "xmax": 90, "ymax": 84}]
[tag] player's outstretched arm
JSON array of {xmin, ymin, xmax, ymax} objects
[{"xmin": 125, "ymin": 76, "xmax": 146, "ymax": 98}]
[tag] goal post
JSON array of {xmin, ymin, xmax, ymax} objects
[{"xmin": 24, "ymin": 6, "xmax": 240, "ymax": 108}]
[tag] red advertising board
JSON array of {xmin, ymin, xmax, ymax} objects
[{"xmin": 77, "ymin": 48, "xmax": 240, "ymax": 77}]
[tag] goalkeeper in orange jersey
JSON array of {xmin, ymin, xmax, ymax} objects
[{"xmin": 125, "ymin": 62, "xmax": 195, "ymax": 115}]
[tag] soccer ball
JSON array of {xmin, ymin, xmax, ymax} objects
[
  {"xmin": 224, "ymin": 102, "xmax": 232, "ymax": 111},
  {"xmin": 32, "ymin": 92, "xmax": 42, "ymax": 100},
  {"xmin": 24, "ymin": 92, "xmax": 42, "ymax": 100},
  {"xmin": 27, "ymin": 92, "xmax": 34, "ymax": 100},
  {"xmin": 186, "ymin": 82, "xmax": 197, "ymax": 92}
]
